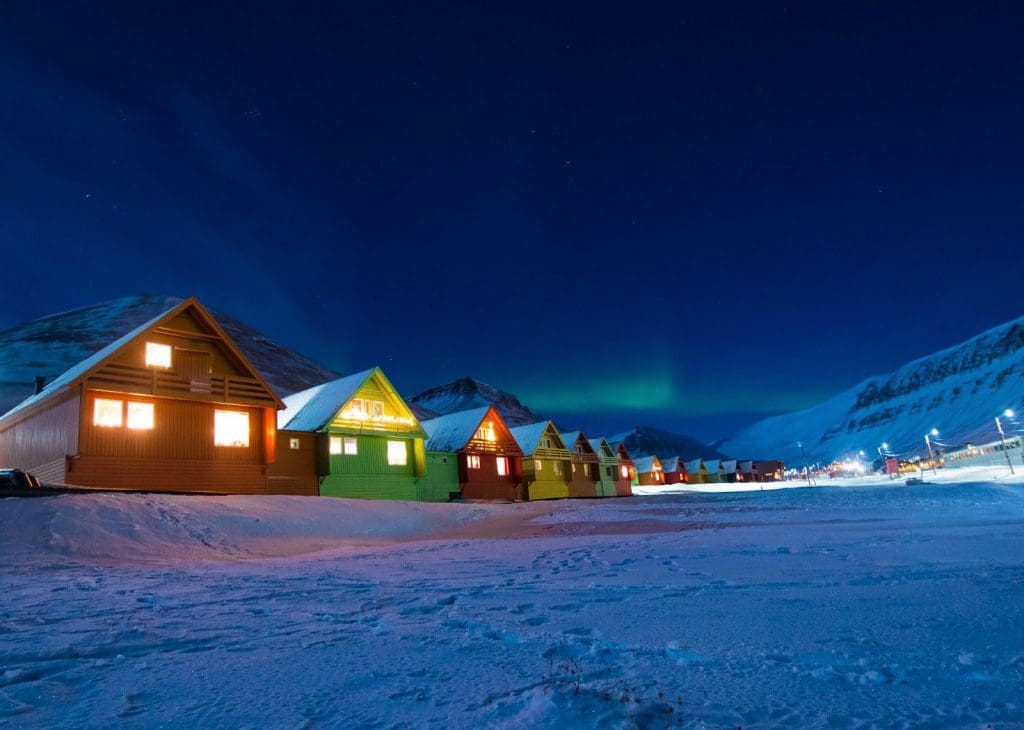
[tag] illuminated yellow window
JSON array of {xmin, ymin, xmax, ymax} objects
[
  {"xmin": 93, "ymin": 398, "xmax": 123, "ymax": 427},
  {"xmin": 343, "ymin": 437, "xmax": 358, "ymax": 455},
  {"xmin": 214, "ymin": 410, "xmax": 249, "ymax": 447},
  {"xmin": 145, "ymin": 342, "xmax": 172, "ymax": 368},
  {"xmin": 476, "ymin": 422, "xmax": 496, "ymax": 442},
  {"xmin": 349, "ymin": 398, "xmax": 365, "ymax": 416},
  {"xmin": 620, "ymin": 465, "xmax": 629, "ymax": 479},
  {"xmin": 126, "ymin": 402, "xmax": 154, "ymax": 430},
  {"xmin": 387, "ymin": 440, "xmax": 407, "ymax": 466},
  {"xmin": 289, "ymin": 438, "xmax": 300, "ymax": 450},
  {"xmin": 372, "ymin": 401, "xmax": 384, "ymax": 418},
  {"xmin": 534, "ymin": 459, "xmax": 542, "ymax": 471},
  {"xmin": 329, "ymin": 436, "xmax": 342, "ymax": 455},
  {"xmin": 496, "ymin": 456, "xmax": 508, "ymax": 476},
  {"xmin": 467, "ymin": 455, "xmax": 481, "ymax": 469}
]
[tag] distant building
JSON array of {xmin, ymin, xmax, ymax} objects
[
  {"xmin": 753, "ymin": 460, "xmax": 785, "ymax": 482},
  {"xmin": 634, "ymin": 455, "xmax": 664, "ymax": 486},
  {"xmin": 589, "ymin": 436, "xmax": 624, "ymax": 497},
  {"xmin": 561, "ymin": 430, "xmax": 600, "ymax": 498},
  {"xmin": 510, "ymin": 421, "xmax": 572, "ymax": 501},
  {"xmin": 684, "ymin": 459, "xmax": 706, "ymax": 484},
  {"xmin": 660, "ymin": 456, "xmax": 686, "ymax": 484},
  {"xmin": 610, "ymin": 441, "xmax": 635, "ymax": 496}
]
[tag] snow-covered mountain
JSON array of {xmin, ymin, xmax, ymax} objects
[
  {"xmin": 721, "ymin": 315, "xmax": 1024, "ymax": 464},
  {"xmin": 0, "ymin": 295, "xmax": 340, "ymax": 413},
  {"xmin": 608, "ymin": 425, "xmax": 730, "ymax": 461},
  {"xmin": 408, "ymin": 377, "xmax": 541, "ymax": 427}
]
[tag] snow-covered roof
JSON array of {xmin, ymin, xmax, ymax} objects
[
  {"xmin": 560, "ymin": 430, "xmax": 582, "ymax": 448},
  {"xmin": 704, "ymin": 459, "xmax": 722, "ymax": 472},
  {"xmin": 588, "ymin": 437, "xmax": 614, "ymax": 458},
  {"xmin": 278, "ymin": 368, "xmax": 377, "ymax": 431},
  {"xmin": 1, "ymin": 303, "xmax": 178, "ymax": 421},
  {"xmin": 509, "ymin": 421, "xmax": 556, "ymax": 456},
  {"xmin": 738, "ymin": 460, "xmax": 754, "ymax": 473},
  {"xmin": 722, "ymin": 460, "xmax": 738, "ymax": 473},
  {"xmin": 421, "ymin": 406, "xmax": 492, "ymax": 453},
  {"xmin": 634, "ymin": 455, "xmax": 661, "ymax": 473},
  {"xmin": 661, "ymin": 456, "xmax": 681, "ymax": 472},
  {"xmin": 684, "ymin": 459, "xmax": 704, "ymax": 473}
]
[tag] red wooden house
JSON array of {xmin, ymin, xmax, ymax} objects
[
  {"xmin": 0, "ymin": 298, "xmax": 283, "ymax": 493},
  {"xmin": 660, "ymin": 456, "xmax": 686, "ymax": 484},
  {"xmin": 612, "ymin": 441, "xmax": 635, "ymax": 496},
  {"xmin": 421, "ymin": 405, "xmax": 523, "ymax": 500}
]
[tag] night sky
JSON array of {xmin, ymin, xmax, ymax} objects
[{"xmin": 2, "ymin": 3, "xmax": 1023, "ymax": 440}]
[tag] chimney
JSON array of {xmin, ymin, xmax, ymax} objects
[{"xmin": 33, "ymin": 375, "xmax": 46, "ymax": 395}]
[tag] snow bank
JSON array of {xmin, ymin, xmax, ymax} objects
[{"xmin": 0, "ymin": 493, "xmax": 491, "ymax": 563}]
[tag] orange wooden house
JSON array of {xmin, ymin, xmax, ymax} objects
[{"xmin": 0, "ymin": 298, "xmax": 283, "ymax": 493}]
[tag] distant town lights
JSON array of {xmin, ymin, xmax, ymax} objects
[
  {"xmin": 1005, "ymin": 409, "xmax": 1015, "ymax": 418},
  {"xmin": 929, "ymin": 428, "xmax": 939, "ymax": 436}
]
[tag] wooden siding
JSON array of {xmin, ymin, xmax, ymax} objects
[
  {"xmin": 615, "ymin": 445, "xmax": 635, "ymax": 496},
  {"xmin": 268, "ymin": 430, "xmax": 319, "ymax": 496},
  {"xmin": 417, "ymin": 452, "xmax": 460, "ymax": 502},
  {"xmin": 320, "ymin": 433, "xmax": 424, "ymax": 500},
  {"xmin": 328, "ymin": 376, "xmax": 422, "ymax": 437},
  {"xmin": 520, "ymin": 457, "xmax": 570, "ymax": 501},
  {"xmin": 68, "ymin": 455, "xmax": 267, "ymax": 493},
  {"xmin": 0, "ymin": 391, "xmax": 79, "ymax": 482},
  {"xmin": 460, "ymin": 452, "xmax": 522, "ymax": 501}
]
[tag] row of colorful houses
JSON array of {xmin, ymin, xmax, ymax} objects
[
  {"xmin": 0, "ymin": 297, "xmax": 782, "ymax": 501},
  {"xmin": 631, "ymin": 455, "xmax": 785, "ymax": 485}
]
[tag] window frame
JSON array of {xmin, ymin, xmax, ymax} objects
[
  {"xmin": 214, "ymin": 409, "xmax": 250, "ymax": 448},
  {"xmin": 387, "ymin": 440, "xmax": 408, "ymax": 466},
  {"xmin": 144, "ymin": 341, "xmax": 172, "ymax": 368},
  {"xmin": 93, "ymin": 398, "xmax": 124, "ymax": 428},
  {"xmin": 126, "ymin": 401, "xmax": 155, "ymax": 430}
]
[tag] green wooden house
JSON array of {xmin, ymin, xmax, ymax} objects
[
  {"xmin": 275, "ymin": 367, "xmax": 436, "ymax": 500},
  {"xmin": 588, "ymin": 437, "xmax": 621, "ymax": 497},
  {"xmin": 509, "ymin": 421, "xmax": 571, "ymax": 501}
]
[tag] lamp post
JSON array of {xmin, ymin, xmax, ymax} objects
[
  {"xmin": 995, "ymin": 409, "xmax": 1015, "ymax": 475},
  {"xmin": 797, "ymin": 441, "xmax": 811, "ymax": 487},
  {"xmin": 924, "ymin": 428, "xmax": 939, "ymax": 475}
]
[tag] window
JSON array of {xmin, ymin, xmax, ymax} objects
[
  {"xmin": 571, "ymin": 463, "xmax": 577, "ymax": 473},
  {"xmin": 93, "ymin": 398, "xmax": 123, "ymax": 427},
  {"xmin": 553, "ymin": 461, "xmax": 563, "ymax": 476},
  {"xmin": 441, "ymin": 456, "xmax": 449, "ymax": 464},
  {"xmin": 534, "ymin": 459, "xmax": 542, "ymax": 471},
  {"xmin": 349, "ymin": 398, "xmax": 365, "ymax": 416},
  {"xmin": 214, "ymin": 410, "xmax": 249, "ymax": 447},
  {"xmin": 620, "ymin": 465, "xmax": 629, "ymax": 479},
  {"xmin": 496, "ymin": 456, "xmax": 508, "ymax": 476},
  {"xmin": 387, "ymin": 440, "xmax": 407, "ymax": 466},
  {"xmin": 343, "ymin": 437, "xmax": 358, "ymax": 455},
  {"xmin": 476, "ymin": 421, "xmax": 496, "ymax": 442},
  {"xmin": 467, "ymin": 455, "xmax": 481, "ymax": 469},
  {"xmin": 606, "ymin": 466, "xmax": 613, "ymax": 477},
  {"xmin": 372, "ymin": 400, "xmax": 384, "ymax": 418},
  {"xmin": 126, "ymin": 402, "xmax": 154, "ymax": 430},
  {"xmin": 290, "ymin": 438, "xmax": 301, "ymax": 450},
  {"xmin": 576, "ymin": 445, "xmax": 584, "ymax": 453},
  {"xmin": 543, "ymin": 438, "xmax": 552, "ymax": 448},
  {"xmin": 329, "ymin": 436, "xmax": 342, "ymax": 455},
  {"xmin": 145, "ymin": 342, "xmax": 172, "ymax": 368}
]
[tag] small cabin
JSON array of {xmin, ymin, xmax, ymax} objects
[
  {"xmin": 0, "ymin": 298, "xmax": 283, "ymax": 493},
  {"xmin": 737, "ymin": 460, "xmax": 755, "ymax": 482},
  {"xmin": 704, "ymin": 459, "xmax": 724, "ymax": 483},
  {"xmin": 634, "ymin": 455, "xmax": 664, "ymax": 486},
  {"xmin": 509, "ymin": 421, "xmax": 571, "ymax": 501},
  {"xmin": 660, "ymin": 456, "xmax": 686, "ymax": 484},
  {"xmin": 684, "ymin": 459, "xmax": 706, "ymax": 484},
  {"xmin": 272, "ymin": 367, "xmax": 431, "ymax": 500},
  {"xmin": 722, "ymin": 459, "xmax": 738, "ymax": 483},
  {"xmin": 588, "ymin": 437, "xmax": 621, "ymax": 497},
  {"xmin": 611, "ymin": 441, "xmax": 635, "ymax": 496},
  {"xmin": 420, "ymin": 405, "xmax": 523, "ymax": 500},
  {"xmin": 561, "ymin": 431, "xmax": 600, "ymax": 498}
]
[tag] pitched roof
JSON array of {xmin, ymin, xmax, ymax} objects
[
  {"xmin": 738, "ymin": 460, "xmax": 754, "ymax": 473},
  {"xmin": 1, "ymin": 297, "xmax": 284, "ymax": 422},
  {"xmin": 660, "ymin": 456, "xmax": 681, "ymax": 472},
  {"xmin": 421, "ymin": 406, "xmax": 492, "ymax": 453},
  {"xmin": 588, "ymin": 437, "xmax": 615, "ymax": 459},
  {"xmin": 704, "ymin": 459, "xmax": 722, "ymax": 471},
  {"xmin": 684, "ymin": 459, "xmax": 704, "ymax": 473},
  {"xmin": 560, "ymin": 430, "xmax": 583, "ymax": 448},
  {"xmin": 722, "ymin": 459, "xmax": 738, "ymax": 473},
  {"xmin": 278, "ymin": 368, "xmax": 378, "ymax": 431},
  {"xmin": 509, "ymin": 421, "xmax": 558, "ymax": 456},
  {"xmin": 634, "ymin": 455, "xmax": 661, "ymax": 473}
]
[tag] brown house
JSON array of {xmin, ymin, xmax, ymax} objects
[
  {"xmin": 634, "ymin": 455, "xmax": 664, "ymax": 486},
  {"xmin": 612, "ymin": 441, "xmax": 635, "ymax": 496},
  {"xmin": 561, "ymin": 430, "xmax": 599, "ymax": 498},
  {"xmin": 0, "ymin": 297, "xmax": 283, "ymax": 493}
]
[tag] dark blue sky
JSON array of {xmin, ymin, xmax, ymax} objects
[{"xmin": 1, "ymin": 2, "xmax": 1022, "ymax": 440}]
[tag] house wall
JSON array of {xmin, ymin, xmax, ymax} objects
[
  {"xmin": 637, "ymin": 470, "xmax": 663, "ymax": 486},
  {"xmin": 521, "ymin": 456, "xmax": 570, "ymax": 501},
  {"xmin": 268, "ymin": 430, "xmax": 320, "ymax": 496},
  {"xmin": 417, "ymin": 451, "xmax": 459, "ymax": 502},
  {"xmin": 320, "ymin": 433, "xmax": 425, "ymax": 500},
  {"xmin": 594, "ymin": 457, "xmax": 619, "ymax": 497},
  {"xmin": 461, "ymin": 451, "xmax": 521, "ymax": 501},
  {"xmin": 0, "ymin": 391, "xmax": 80, "ymax": 484}
]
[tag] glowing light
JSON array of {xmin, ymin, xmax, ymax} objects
[
  {"xmin": 467, "ymin": 454, "xmax": 481, "ymax": 469},
  {"xmin": 476, "ymin": 421, "xmax": 496, "ymax": 442},
  {"xmin": 387, "ymin": 440, "xmax": 407, "ymax": 466},
  {"xmin": 496, "ymin": 456, "xmax": 508, "ymax": 476},
  {"xmin": 145, "ymin": 342, "xmax": 172, "ymax": 368},
  {"xmin": 126, "ymin": 402, "xmax": 154, "ymax": 430},
  {"xmin": 620, "ymin": 465, "xmax": 629, "ymax": 478},
  {"xmin": 1005, "ymin": 409, "xmax": 1015, "ymax": 418},
  {"xmin": 329, "ymin": 436, "xmax": 342, "ymax": 455},
  {"xmin": 343, "ymin": 437, "xmax": 358, "ymax": 455},
  {"xmin": 881, "ymin": 442, "xmax": 889, "ymax": 449},
  {"xmin": 338, "ymin": 407, "xmax": 415, "ymax": 427},
  {"xmin": 929, "ymin": 428, "xmax": 939, "ymax": 436},
  {"xmin": 214, "ymin": 410, "xmax": 249, "ymax": 447},
  {"xmin": 93, "ymin": 398, "xmax": 123, "ymax": 427}
]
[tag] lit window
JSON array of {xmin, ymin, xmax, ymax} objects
[
  {"xmin": 387, "ymin": 440, "xmax": 407, "ymax": 466},
  {"xmin": 476, "ymin": 422, "xmax": 496, "ymax": 442},
  {"xmin": 126, "ymin": 402, "xmax": 154, "ymax": 430},
  {"xmin": 329, "ymin": 436, "xmax": 342, "ymax": 455},
  {"xmin": 467, "ymin": 455, "xmax": 481, "ymax": 469},
  {"xmin": 496, "ymin": 456, "xmax": 508, "ymax": 476},
  {"xmin": 145, "ymin": 342, "xmax": 172, "ymax": 368},
  {"xmin": 349, "ymin": 398, "xmax": 365, "ymax": 416},
  {"xmin": 290, "ymin": 438, "xmax": 300, "ymax": 450},
  {"xmin": 343, "ymin": 437, "xmax": 358, "ymax": 455},
  {"xmin": 93, "ymin": 398, "xmax": 123, "ymax": 427},
  {"xmin": 553, "ymin": 461, "xmax": 563, "ymax": 476},
  {"xmin": 571, "ymin": 463, "xmax": 576, "ymax": 473},
  {"xmin": 214, "ymin": 410, "xmax": 249, "ymax": 447},
  {"xmin": 372, "ymin": 401, "xmax": 384, "ymax": 418},
  {"xmin": 535, "ymin": 459, "xmax": 542, "ymax": 471},
  {"xmin": 620, "ymin": 465, "xmax": 629, "ymax": 479}
]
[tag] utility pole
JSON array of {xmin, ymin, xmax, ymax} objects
[
  {"xmin": 924, "ymin": 429, "xmax": 938, "ymax": 475},
  {"xmin": 797, "ymin": 441, "xmax": 811, "ymax": 487},
  {"xmin": 995, "ymin": 412, "xmax": 1015, "ymax": 475}
]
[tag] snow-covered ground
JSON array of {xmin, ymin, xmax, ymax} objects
[{"xmin": 2, "ymin": 482, "xmax": 1023, "ymax": 727}]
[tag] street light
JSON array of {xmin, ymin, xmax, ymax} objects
[
  {"xmin": 995, "ymin": 410, "xmax": 1016, "ymax": 475},
  {"xmin": 924, "ymin": 429, "xmax": 939, "ymax": 475},
  {"xmin": 797, "ymin": 441, "xmax": 811, "ymax": 487}
]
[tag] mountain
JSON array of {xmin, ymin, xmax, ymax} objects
[
  {"xmin": 0, "ymin": 295, "xmax": 340, "ymax": 413},
  {"xmin": 721, "ymin": 315, "xmax": 1024, "ymax": 464},
  {"xmin": 408, "ymin": 377, "xmax": 541, "ymax": 426},
  {"xmin": 608, "ymin": 425, "xmax": 730, "ymax": 461}
]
